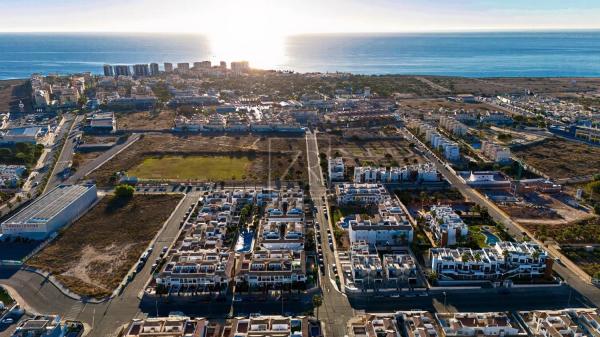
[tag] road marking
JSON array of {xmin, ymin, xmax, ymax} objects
[{"xmin": 64, "ymin": 302, "xmax": 84, "ymax": 320}]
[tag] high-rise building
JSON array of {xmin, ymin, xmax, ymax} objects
[
  {"xmin": 103, "ymin": 64, "xmax": 114, "ymax": 77},
  {"xmin": 164, "ymin": 62, "xmax": 173, "ymax": 73},
  {"xmin": 220, "ymin": 61, "xmax": 227, "ymax": 69},
  {"xmin": 231, "ymin": 61, "xmax": 250, "ymax": 74},
  {"xmin": 176, "ymin": 62, "xmax": 190, "ymax": 71},
  {"xmin": 149, "ymin": 63, "xmax": 160, "ymax": 76},
  {"xmin": 114, "ymin": 65, "xmax": 131, "ymax": 76},
  {"xmin": 133, "ymin": 64, "xmax": 150, "ymax": 77},
  {"xmin": 194, "ymin": 61, "xmax": 211, "ymax": 69}
]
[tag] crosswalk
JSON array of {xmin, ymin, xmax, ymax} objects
[{"xmin": 63, "ymin": 302, "xmax": 84, "ymax": 321}]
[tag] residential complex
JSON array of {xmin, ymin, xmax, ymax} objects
[
  {"xmin": 328, "ymin": 157, "xmax": 345, "ymax": 181},
  {"xmin": 481, "ymin": 141, "xmax": 512, "ymax": 163},
  {"xmin": 408, "ymin": 119, "xmax": 460, "ymax": 161},
  {"xmin": 353, "ymin": 163, "xmax": 439, "ymax": 184},
  {"xmin": 436, "ymin": 312, "xmax": 527, "ymax": 337},
  {"xmin": 426, "ymin": 205, "xmax": 469, "ymax": 247},
  {"xmin": 430, "ymin": 242, "xmax": 552, "ymax": 281},
  {"xmin": 335, "ymin": 183, "xmax": 388, "ymax": 205}
]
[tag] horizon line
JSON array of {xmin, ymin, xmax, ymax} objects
[{"xmin": 1, "ymin": 27, "xmax": 600, "ymax": 35}]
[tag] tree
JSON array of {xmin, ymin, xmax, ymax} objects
[
  {"xmin": 114, "ymin": 184, "xmax": 135, "ymax": 199},
  {"xmin": 312, "ymin": 295, "xmax": 323, "ymax": 318}
]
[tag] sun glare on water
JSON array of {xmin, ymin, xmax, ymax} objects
[{"xmin": 205, "ymin": 1, "xmax": 288, "ymax": 70}]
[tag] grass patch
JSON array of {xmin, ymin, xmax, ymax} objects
[
  {"xmin": 128, "ymin": 155, "xmax": 252, "ymax": 181},
  {"xmin": 27, "ymin": 194, "xmax": 182, "ymax": 298}
]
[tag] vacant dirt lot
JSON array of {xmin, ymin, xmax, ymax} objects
[
  {"xmin": 27, "ymin": 194, "xmax": 182, "ymax": 298},
  {"xmin": 426, "ymin": 77, "xmax": 600, "ymax": 96},
  {"xmin": 87, "ymin": 134, "xmax": 307, "ymax": 186},
  {"xmin": 523, "ymin": 216, "xmax": 600, "ymax": 245},
  {"xmin": 318, "ymin": 133, "xmax": 425, "ymax": 169},
  {"xmin": 117, "ymin": 109, "xmax": 176, "ymax": 130},
  {"xmin": 513, "ymin": 137, "xmax": 600, "ymax": 179},
  {"xmin": 0, "ymin": 79, "xmax": 31, "ymax": 113}
]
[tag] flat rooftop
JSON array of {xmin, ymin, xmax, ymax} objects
[{"xmin": 3, "ymin": 184, "xmax": 95, "ymax": 225}]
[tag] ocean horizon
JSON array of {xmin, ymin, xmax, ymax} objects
[{"xmin": 2, "ymin": 31, "xmax": 600, "ymax": 79}]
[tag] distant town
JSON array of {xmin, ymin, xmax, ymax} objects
[{"xmin": 0, "ymin": 60, "xmax": 599, "ymax": 337}]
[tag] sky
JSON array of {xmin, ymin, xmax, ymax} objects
[{"xmin": 1, "ymin": 0, "xmax": 600, "ymax": 34}]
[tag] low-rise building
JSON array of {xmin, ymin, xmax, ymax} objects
[
  {"xmin": 439, "ymin": 116, "xmax": 468, "ymax": 137},
  {"xmin": 11, "ymin": 315, "xmax": 66, "ymax": 337},
  {"xmin": 347, "ymin": 314, "xmax": 401, "ymax": 337},
  {"xmin": 435, "ymin": 312, "xmax": 526, "ymax": 337},
  {"xmin": 236, "ymin": 249, "xmax": 306, "ymax": 290},
  {"xmin": 517, "ymin": 309, "xmax": 597, "ymax": 337},
  {"xmin": 1, "ymin": 184, "xmax": 97, "ymax": 240},
  {"xmin": 349, "ymin": 242, "xmax": 417, "ymax": 289},
  {"xmin": 0, "ymin": 164, "xmax": 27, "ymax": 188},
  {"xmin": 426, "ymin": 205, "xmax": 468, "ymax": 247},
  {"xmin": 120, "ymin": 316, "xmax": 217, "ymax": 337},
  {"xmin": 430, "ymin": 242, "xmax": 551, "ymax": 281},
  {"xmin": 353, "ymin": 164, "xmax": 439, "ymax": 184},
  {"xmin": 85, "ymin": 111, "xmax": 116, "ymax": 133},
  {"xmin": 481, "ymin": 141, "xmax": 511, "ymax": 163},
  {"xmin": 223, "ymin": 315, "xmax": 322, "ymax": 337},
  {"xmin": 328, "ymin": 157, "xmax": 345, "ymax": 181},
  {"xmin": 336, "ymin": 183, "xmax": 388, "ymax": 205},
  {"xmin": 0, "ymin": 127, "xmax": 43, "ymax": 144},
  {"xmin": 398, "ymin": 311, "xmax": 444, "ymax": 337}
]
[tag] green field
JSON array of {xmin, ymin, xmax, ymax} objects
[{"xmin": 128, "ymin": 155, "xmax": 252, "ymax": 181}]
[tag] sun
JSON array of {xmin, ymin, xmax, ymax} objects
[{"xmin": 205, "ymin": 1, "xmax": 288, "ymax": 69}]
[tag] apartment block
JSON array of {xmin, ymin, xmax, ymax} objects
[
  {"xmin": 336, "ymin": 183, "xmax": 389, "ymax": 205},
  {"xmin": 348, "ymin": 242, "xmax": 417, "ymax": 289},
  {"xmin": 481, "ymin": 141, "xmax": 511, "ymax": 163},
  {"xmin": 430, "ymin": 242, "xmax": 551, "ymax": 281},
  {"xmin": 426, "ymin": 205, "xmax": 468, "ymax": 247},
  {"xmin": 328, "ymin": 157, "xmax": 345, "ymax": 181},
  {"xmin": 120, "ymin": 317, "xmax": 218, "ymax": 337},
  {"xmin": 223, "ymin": 315, "xmax": 322, "ymax": 337},
  {"xmin": 236, "ymin": 249, "xmax": 306, "ymax": 289},
  {"xmin": 517, "ymin": 309, "xmax": 600, "ymax": 337},
  {"xmin": 353, "ymin": 163, "xmax": 439, "ymax": 184},
  {"xmin": 12, "ymin": 315, "xmax": 67, "ymax": 337},
  {"xmin": 435, "ymin": 312, "xmax": 527, "ymax": 337},
  {"xmin": 398, "ymin": 311, "xmax": 444, "ymax": 337},
  {"xmin": 439, "ymin": 116, "xmax": 468, "ymax": 137}
]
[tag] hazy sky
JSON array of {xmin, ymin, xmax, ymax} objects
[{"xmin": 1, "ymin": 0, "xmax": 600, "ymax": 34}]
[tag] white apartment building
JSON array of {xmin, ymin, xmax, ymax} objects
[
  {"xmin": 336, "ymin": 183, "xmax": 389, "ymax": 205},
  {"xmin": 348, "ymin": 214, "xmax": 414, "ymax": 247},
  {"xmin": 353, "ymin": 163, "xmax": 439, "ymax": 184},
  {"xmin": 518, "ymin": 309, "xmax": 598, "ymax": 337},
  {"xmin": 120, "ymin": 317, "xmax": 213, "ymax": 337},
  {"xmin": 12, "ymin": 315, "xmax": 68, "ymax": 337},
  {"xmin": 328, "ymin": 157, "xmax": 345, "ymax": 181},
  {"xmin": 430, "ymin": 242, "xmax": 551, "ymax": 281},
  {"xmin": 439, "ymin": 116, "xmax": 468, "ymax": 137},
  {"xmin": 236, "ymin": 249, "xmax": 306, "ymax": 289},
  {"xmin": 224, "ymin": 316, "xmax": 322, "ymax": 337},
  {"xmin": 435, "ymin": 312, "xmax": 527, "ymax": 337},
  {"xmin": 426, "ymin": 205, "xmax": 469, "ymax": 246},
  {"xmin": 409, "ymin": 119, "xmax": 461, "ymax": 161},
  {"xmin": 481, "ymin": 141, "xmax": 512, "ymax": 163}
]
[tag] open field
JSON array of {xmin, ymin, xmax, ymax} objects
[
  {"xmin": 117, "ymin": 109, "xmax": 176, "ymax": 130},
  {"xmin": 85, "ymin": 134, "xmax": 307, "ymax": 186},
  {"xmin": 318, "ymin": 133, "xmax": 425, "ymax": 170},
  {"xmin": 562, "ymin": 247, "xmax": 600, "ymax": 279},
  {"xmin": 397, "ymin": 98, "xmax": 495, "ymax": 112},
  {"xmin": 523, "ymin": 217, "xmax": 600, "ymax": 245},
  {"xmin": 0, "ymin": 79, "xmax": 30, "ymax": 113},
  {"xmin": 129, "ymin": 155, "xmax": 252, "ymax": 180},
  {"xmin": 27, "ymin": 194, "xmax": 182, "ymax": 298},
  {"xmin": 425, "ymin": 77, "xmax": 600, "ymax": 96},
  {"xmin": 512, "ymin": 137, "xmax": 600, "ymax": 179}
]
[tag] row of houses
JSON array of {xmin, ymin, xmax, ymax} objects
[
  {"xmin": 174, "ymin": 113, "xmax": 304, "ymax": 133},
  {"xmin": 430, "ymin": 241, "xmax": 552, "ymax": 281},
  {"xmin": 119, "ymin": 314, "xmax": 322, "ymax": 337},
  {"xmin": 348, "ymin": 308, "xmax": 600, "ymax": 337},
  {"xmin": 408, "ymin": 119, "xmax": 460, "ymax": 161},
  {"xmin": 353, "ymin": 163, "xmax": 440, "ymax": 184}
]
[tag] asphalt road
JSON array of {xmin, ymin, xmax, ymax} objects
[
  {"xmin": 305, "ymin": 131, "xmax": 355, "ymax": 337},
  {"xmin": 45, "ymin": 114, "xmax": 83, "ymax": 192}
]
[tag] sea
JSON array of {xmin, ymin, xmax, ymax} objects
[{"xmin": 1, "ymin": 31, "xmax": 600, "ymax": 79}]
